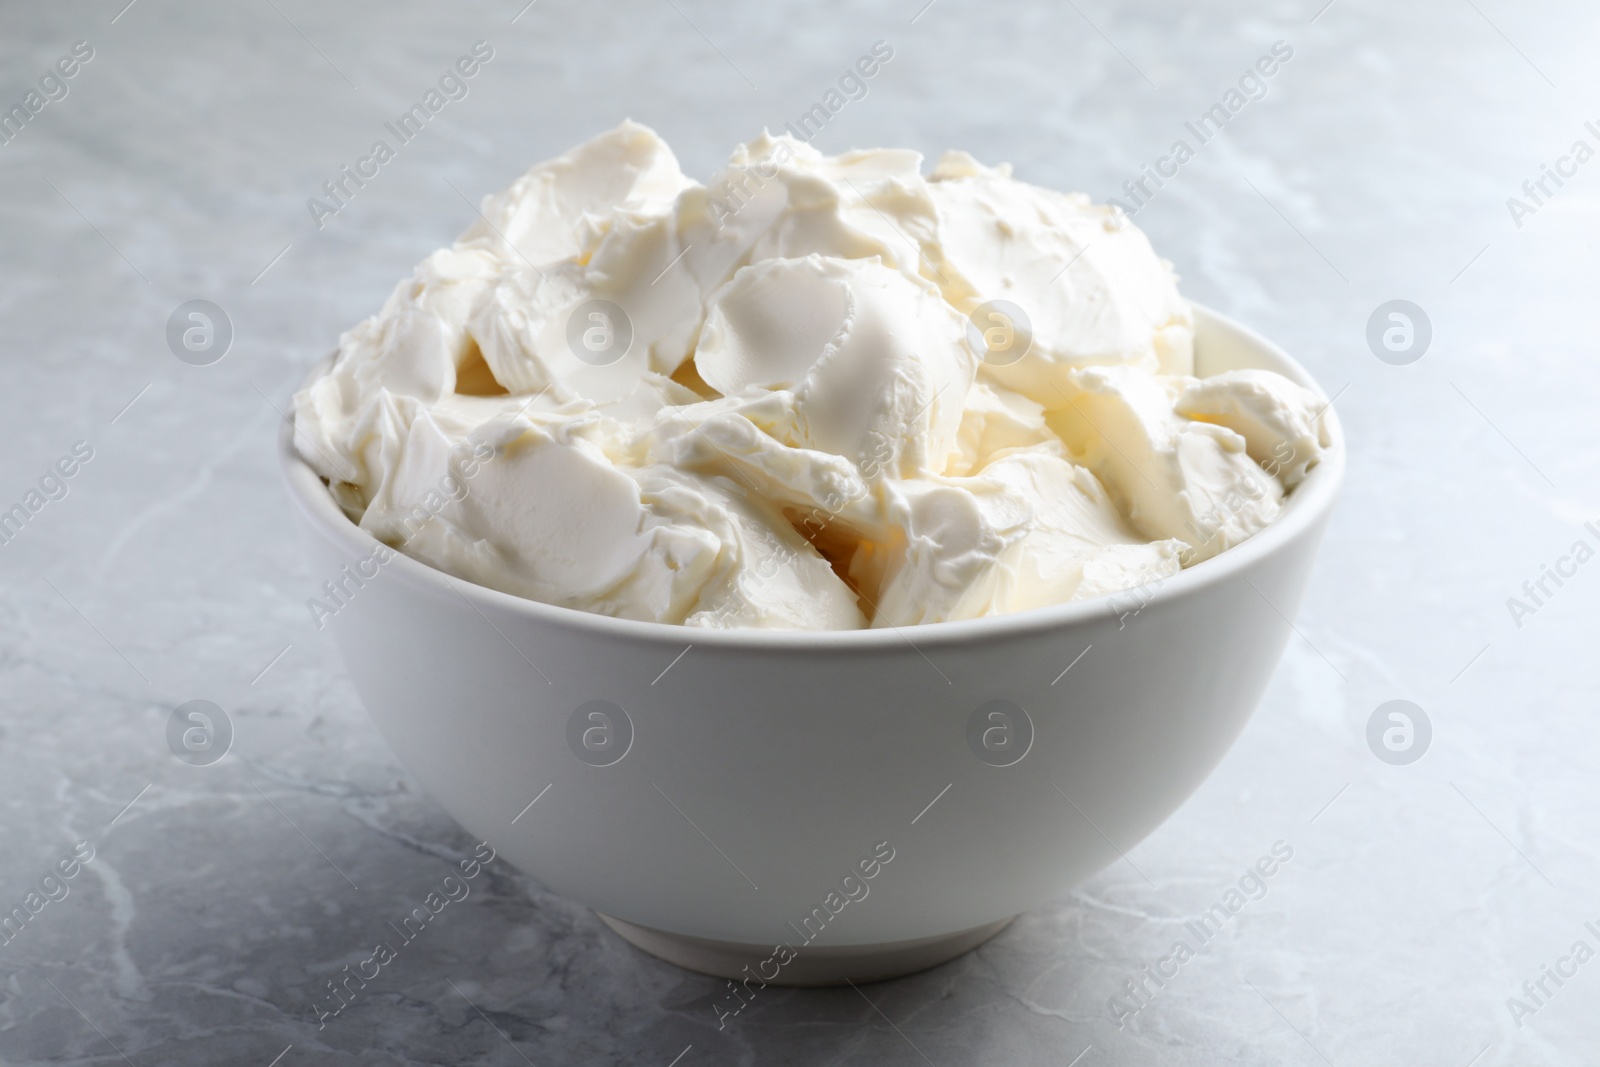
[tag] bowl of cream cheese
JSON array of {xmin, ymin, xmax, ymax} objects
[{"xmin": 279, "ymin": 122, "xmax": 1343, "ymax": 986}]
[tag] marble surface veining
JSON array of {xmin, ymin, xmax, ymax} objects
[{"xmin": 1, "ymin": 0, "xmax": 1598, "ymax": 1063}]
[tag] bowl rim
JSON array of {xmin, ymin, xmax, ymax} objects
[{"xmin": 279, "ymin": 302, "xmax": 1345, "ymax": 652}]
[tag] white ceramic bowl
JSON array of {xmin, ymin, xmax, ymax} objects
[{"xmin": 280, "ymin": 305, "xmax": 1343, "ymax": 985}]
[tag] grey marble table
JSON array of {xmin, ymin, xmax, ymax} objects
[{"xmin": 2, "ymin": 0, "xmax": 1597, "ymax": 1063}]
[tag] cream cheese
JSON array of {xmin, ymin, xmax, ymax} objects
[{"xmin": 293, "ymin": 122, "xmax": 1328, "ymax": 629}]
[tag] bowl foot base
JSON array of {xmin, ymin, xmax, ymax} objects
[{"xmin": 595, "ymin": 912, "xmax": 1016, "ymax": 986}]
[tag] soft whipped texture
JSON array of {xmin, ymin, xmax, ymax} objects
[{"xmin": 294, "ymin": 121, "xmax": 1330, "ymax": 630}]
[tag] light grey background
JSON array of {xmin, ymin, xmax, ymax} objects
[{"xmin": 1, "ymin": 0, "xmax": 1596, "ymax": 1063}]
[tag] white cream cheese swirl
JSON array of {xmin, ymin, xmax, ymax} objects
[{"xmin": 294, "ymin": 121, "xmax": 1329, "ymax": 629}]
